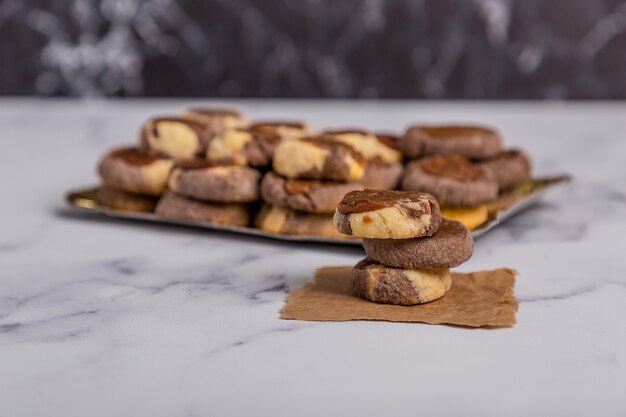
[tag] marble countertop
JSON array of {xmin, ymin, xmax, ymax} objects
[{"xmin": 1, "ymin": 99, "xmax": 625, "ymax": 417}]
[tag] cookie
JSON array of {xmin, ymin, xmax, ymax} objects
[
  {"xmin": 98, "ymin": 186, "xmax": 158, "ymax": 213},
  {"xmin": 182, "ymin": 107, "xmax": 249, "ymax": 138},
  {"xmin": 440, "ymin": 206, "xmax": 489, "ymax": 231},
  {"xmin": 98, "ymin": 147, "xmax": 173, "ymax": 196},
  {"xmin": 155, "ymin": 191, "xmax": 250, "ymax": 226},
  {"xmin": 401, "ymin": 125, "xmax": 502, "ymax": 160},
  {"xmin": 479, "ymin": 149, "xmax": 532, "ymax": 191},
  {"xmin": 351, "ymin": 259, "xmax": 452, "ymax": 305},
  {"xmin": 333, "ymin": 190, "xmax": 441, "ymax": 239},
  {"xmin": 249, "ymin": 121, "xmax": 314, "ymax": 140},
  {"xmin": 255, "ymin": 205, "xmax": 344, "ymax": 238},
  {"xmin": 362, "ymin": 219, "xmax": 473, "ymax": 269},
  {"xmin": 140, "ymin": 117, "xmax": 211, "ymax": 158},
  {"xmin": 273, "ymin": 138, "xmax": 366, "ymax": 182},
  {"xmin": 360, "ymin": 160, "xmax": 404, "ymax": 190},
  {"xmin": 401, "ymin": 154, "xmax": 498, "ymax": 206},
  {"xmin": 206, "ymin": 128, "xmax": 281, "ymax": 167},
  {"xmin": 320, "ymin": 130, "xmax": 402, "ymax": 164},
  {"xmin": 168, "ymin": 159, "xmax": 260, "ymax": 203},
  {"xmin": 260, "ymin": 172, "xmax": 363, "ymax": 214}
]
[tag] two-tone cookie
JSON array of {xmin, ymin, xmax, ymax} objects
[
  {"xmin": 273, "ymin": 138, "xmax": 366, "ymax": 182},
  {"xmin": 362, "ymin": 219, "xmax": 473, "ymax": 269},
  {"xmin": 333, "ymin": 190, "xmax": 441, "ymax": 239},
  {"xmin": 155, "ymin": 191, "xmax": 250, "ymax": 226},
  {"xmin": 351, "ymin": 259, "xmax": 452, "ymax": 306},
  {"xmin": 255, "ymin": 205, "xmax": 344, "ymax": 238},
  {"xmin": 260, "ymin": 172, "xmax": 363, "ymax": 214},
  {"xmin": 140, "ymin": 117, "xmax": 212, "ymax": 158},
  {"xmin": 479, "ymin": 149, "xmax": 532, "ymax": 191},
  {"xmin": 182, "ymin": 107, "xmax": 249, "ymax": 138},
  {"xmin": 206, "ymin": 128, "xmax": 281, "ymax": 167},
  {"xmin": 249, "ymin": 121, "xmax": 314, "ymax": 140},
  {"xmin": 168, "ymin": 159, "xmax": 260, "ymax": 203},
  {"xmin": 401, "ymin": 125, "xmax": 502, "ymax": 160},
  {"xmin": 98, "ymin": 147, "xmax": 173, "ymax": 196}
]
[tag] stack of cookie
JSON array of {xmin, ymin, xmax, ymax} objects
[
  {"xmin": 334, "ymin": 190, "xmax": 473, "ymax": 305},
  {"xmin": 399, "ymin": 125, "xmax": 532, "ymax": 230},
  {"xmin": 255, "ymin": 137, "xmax": 367, "ymax": 238}
]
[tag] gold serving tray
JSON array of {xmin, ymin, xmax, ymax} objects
[{"xmin": 66, "ymin": 175, "xmax": 570, "ymax": 246}]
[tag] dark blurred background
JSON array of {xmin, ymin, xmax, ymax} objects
[{"xmin": 2, "ymin": 0, "xmax": 626, "ymax": 99}]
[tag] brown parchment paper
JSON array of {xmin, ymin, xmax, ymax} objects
[{"xmin": 281, "ymin": 267, "xmax": 518, "ymax": 327}]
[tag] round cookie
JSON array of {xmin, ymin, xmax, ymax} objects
[
  {"xmin": 401, "ymin": 154, "xmax": 498, "ymax": 206},
  {"xmin": 249, "ymin": 121, "xmax": 315, "ymax": 140},
  {"xmin": 362, "ymin": 219, "xmax": 473, "ymax": 269},
  {"xmin": 334, "ymin": 190, "xmax": 441, "ymax": 239},
  {"xmin": 206, "ymin": 128, "xmax": 281, "ymax": 168},
  {"xmin": 360, "ymin": 160, "xmax": 404, "ymax": 190},
  {"xmin": 98, "ymin": 186, "xmax": 158, "ymax": 213},
  {"xmin": 401, "ymin": 125, "xmax": 502, "ymax": 160},
  {"xmin": 273, "ymin": 138, "xmax": 366, "ymax": 182},
  {"xmin": 255, "ymin": 205, "xmax": 344, "ymax": 238},
  {"xmin": 168, "ymin": 159, "xmax": 260, "ymax": 203},
  {"xmin": 320, "ymin": 130, "xmax": 402, "ymax": 164},
  {"xmin": 182, "ymin": 107, "xmax": 249, "ymax": 138},
  {"xmin": 98, "ymin": 147, "xmax": 173, "ymax": 196},
  {"xmin": 155, "ymin": 191, "xmax": 250, "ymax": 226},
  {"xmin": 140, "ymin": 117, "xmax": 212, "ymax": 158},
  {"xmin": 479, "ymin": 149, "xmax": 532, "ymax": 191},
  {"xmin": 260, "ymin": 172, "xmax": 363, "ymax": 214},
  {"xmin": 351, "ymin": 259, "xmax": 452, "ymax": 306}
]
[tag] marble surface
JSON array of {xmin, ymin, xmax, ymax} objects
[
  {"xmin": 1, "ymin": 99, "xmax": 625, "ymax": 416},
  {"xmin": 2, "ymin": 0, "xmax": 626, "ymax": 98}
]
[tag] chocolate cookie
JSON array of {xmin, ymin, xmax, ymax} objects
[
  {"xmin": 362, "ymin": 219, "xmax": 473, "ymax": 269},
  {"xmin": 351, "ymin": 259, "xmax": 452, "ymax": 305},
  {"xmin": 401, "ymin": 125, "xmax": 502, "ymax": 160},
  {"xmin": 273, "ymin": 138, "xmax": 366, "ymax": 182},
  {"xmin": 168, "ymin": 159, "xmax": 260, "ymax": 203},
  {"xmin": 98, "ymin": 147, "xmax": 173, "ymax": 196},
  {"xmin": 401, "ymin": 154, "xmax": 498, "ymax": 206},
  {"xmin": 206, "ymin": 128, "xmax": 281, "ymax": 167},
  {"xmin": 98, "ymin": 186, "xmax": 158, "ymax": 213},
  {"xmin": 334, "ymin": 190, "xmax": 441, "ymax": 239},
  {"xmin": 249, "ymin": 121, "xmax": 315, "ymax": 140},
  {"xmin": 479, "ymin": 149, "xmax": 532, "ymax": 191},
  {"xmin": 155, "ymin": 191, "xmax": 250, "ymax": 226},
  {"xmin": 182, "ymin": 107, "xmax": 249, "ymax": 138},
  {"xmin": 320, "ymin": 130, "xmax": 402, "ymax": 164},
  {"xmin": 260, "ymin": 172, "xmax": 363, "ymax": 214},
  {"xmin": 255, "ymin": 205, "xmax": 344, "ymax": 238},
  {"xmin": 360, "ymin": 160, "xmax": 404, "ymax": 190},
  {"xmin": 140, "ymin": 117, "xmax": 211, "ymax": 158}
]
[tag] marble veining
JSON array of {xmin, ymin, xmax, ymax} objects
[{"xmin": 0, "ymin": 99, "xmax": 625, "ymax": 416}]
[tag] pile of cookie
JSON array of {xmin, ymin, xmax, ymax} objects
[
  {"xmin": 334, "ymin": 190, "xmax": 473, "ymax": 305},
  {"xmin": 95, "ymin": 106, "xmax": 532, "ymax": 237}
]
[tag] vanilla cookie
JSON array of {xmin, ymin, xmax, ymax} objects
[
  {"xmin": 98, "ymin": 186, "xmax": 158, "ymax": 213},
  {"xmin": 168, "ymin": 159, "xmax": 260, "ymax": 203},
  {"xmin": 401, "ymin": 125, "xmax": 502, "ymax": 160},
  {"xmin": 255, "ymin": 205, "xmax": 344, "ymax": 238},
  {"xmin": 333, "ymin": 190, "xmax": 441, "ymax": 239},
  {"xmin": 351, "ymin": 259, "xmax": 452, "ymax": 306},
  {"xmin": 401, "ymin": 154, "xmax": 498, "ymax": 206},
  {"xmin": 206, "ymin": 128, "xmax": 281, "ymax": 167},
  {"xmin": 273, "ymin": 138, "xmax": 365, "ymax": 182},
  {"xmin": 362, "ymin": 219, "xmax": 473, "ymax": 269},
  {"xmin": 155, "ymin": 191, "xmax": 250, "ymax": 226},
  {"xmin": 98, "ymin": 147, "xmax": 173, "ymax": 196},
  {"xmin": 182, "ymin": 107, "xmax": 249, "ymax": 138},
  {"xmin": 140, "ymin": 117, "xmax": 211, "ymax": 158},
  {"xmin": 479, "ymin": 149, "xmax": 532, "ymax": 191},
  {"xmin": 260, "ymin": 172, "xmax": 363, "ymax": 214}
]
